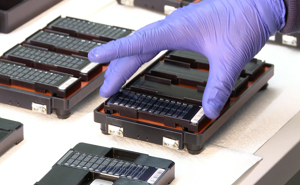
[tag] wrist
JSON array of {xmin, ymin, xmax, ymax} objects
[
  {"xmin": 253, "ymin": 0, "xmax": 286, "ymax": 35},
  {"xmin": 281, "ymin": 0, "xmax": 300, "ymax": 33}
]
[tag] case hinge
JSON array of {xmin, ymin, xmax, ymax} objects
[
  {"xmin": 121, "ymin": 0, "xmax": 134, "ymax": 6},
  {"xmin": 32, "ymin": 102, "xmax": 47, "ymax": 114},
  {"xmin": 164, "ymin": 5, "xmax": 177, "ymax": 15},
  {"xmin": 162, "ymin": 137, "xmax": 179, "ymax": 150},
  {"xmin": 269, "ymin": 35, "xmax": 275, "ymax": 41},
  {"xmin": 282, "ymin": 35, "xmax": 297, "ymax": 46}
]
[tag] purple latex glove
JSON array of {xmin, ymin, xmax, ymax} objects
[{"xmin": 88, "ymin": 0, "xmax": 285, "ymax": 119}]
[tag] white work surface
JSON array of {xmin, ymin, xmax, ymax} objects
[{"xmin": 1, "ymin": 1, "xmax": 300, "ymax": 185}]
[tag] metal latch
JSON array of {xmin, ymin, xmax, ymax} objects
[
  {"xmin": 190, "ymin": 107, "xmax": 205, "ymax": 125},
  {"xmin": 80, "ymin": 63, "xmax": 99, "ymax": 74},
  {"xmin": 108, "ymin": 125, "xmax": 123, "ymax": 137},
  {"xmin": 164, "ymin": 5, "xmax": 177, "ymax": 15},
  {"xmin": 282, "ymin": 35, "xmax": 297, "ymax": 46},
  {"xmin": 58, "ymin": 77, "xmax": 77, "ymax": 90},
  {"xmin": 269, "ymin": 35, "xmax": 275, "ymax": 41},
  {"xmin": 162, "ymin": 137, "xmax": 179, "ymax": 149},
  {"xmin": 121, "ymin": 0, "xmax": 134, "ymax": 6},
  {"xmin": 32, "ymin": 103, "xmax": 47, "ymax": 114}
]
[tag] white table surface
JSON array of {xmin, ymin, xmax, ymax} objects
[{"xmin": 1, "ymin": 1, "xmax": 300, "ymax": 185}]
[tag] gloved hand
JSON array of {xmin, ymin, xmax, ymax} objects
[{"xmin": 88, "ymin": 0, "xmax": 285, "ymax": 119}]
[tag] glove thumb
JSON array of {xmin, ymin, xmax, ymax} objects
[{"xmin": 202, "ymin": 60, "xmax": 241, "ymax": 119}]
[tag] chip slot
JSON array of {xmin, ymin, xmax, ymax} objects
[
  {"xmin": 147, "ymin": 61, "xmax": 249, "ymax": 97},
  {"xmin": 60, "ymin": 150, "xmax": 158, "ymax": 183},
  {"xmin": 47, "ymin": 17, "xmax": 134, "ymax": 42},
  {"xmin": 25, "ymin": 31, "xmax": 102, "ymax": 57},
  {"xmin": 241, "ymin": 59, "xmax": 265, "ymax": 80},
  {"xmin": 127, "ymin": 76, "xmax": 203, "ymax": 105},
  {"xmin": 0, "ymin": 60, "xmax": 81, "ymax": 98},
  {"xmin": 164, "ymin": 50, "xmax": 209, "ymax": 69},
  {"xmin": 105, "ymin": 90, "xmax": 206, "ymax": 132},
  {"xmin": 4, "ymin": 45, "xmax": 102, "ymax": 81}
]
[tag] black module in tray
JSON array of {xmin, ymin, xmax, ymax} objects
[
  {"xmin": 3, "ymin": 45, "xmax": 102, "ymax": 81},
  {"xmin": 0, "ymin": 59, "xmax": 81, "ymax": 98},
  {"xmin": 95, "ymin": 49, "xmax": 273, "ymax": 154},
  {"xmin": 164, "ymin": 50, "xmax": 265, "ymax": 81},
  {"xmin": 46, "ymin": 16, "xmax": 134, "ymax": 42},
  {"xmin": 164, "ymin": 50, "xmax": 209, "ymax": 70},
  {"xmin": 241, "ymin": 59, "xmax": 265, "ymax": 80},
  {"xmin": 145, "ymin": 60, "xmax": 249, "ymax": 97},
  {"xmin": 35, "ymin": 143, "xmax": 175, "ymax": 185},
  {"xmin": 25, "ymin": 30, "xmax": 102, "ymax": 57},
  {"xmin": 104, "ymin": 89, "xmax": 206, "ymax": 132}
]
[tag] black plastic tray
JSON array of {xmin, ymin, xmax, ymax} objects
[
  {"xmin": 0, "ymin": 117, "xmax": 23, "ymax": 156},
  {"xmin": 94, "ymin": 50, "xmax": 273, "ymax": 154},
  {"xmin": 0, "ymin": 0, "xmax": 62, "ymax": 33}
]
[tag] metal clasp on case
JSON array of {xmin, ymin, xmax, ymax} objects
[
  {"xmin": 121, "ymin": 0, "xmax": 134, "ymax": 6},
  {"xmin": 164, "ymin": 5, "xmax": 177, "ymax": 15},
  {"xmin": 32, "ymin": 102, "xmax": 47, "ymax": 114},
  {"xmin": 163, "ymin": 137, "xmax": 179, "ymax": 149},
  {"xmin": 108, "ymin": 125, "xmax": 123, "ymax": 137},
  {"xmin": 282, "ymin": 35, "xmax": 297, "ymax": 46}
]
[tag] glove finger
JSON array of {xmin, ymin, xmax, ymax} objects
[
  {"xmin": 138, "ymin": 20, "xmax": 163, "ymax": 32},
  {"xmin": 100, "ymin": 53, "xmax": 157, "ymax": 97},
  {"xmin": 102, "ymin": 21, "xmax": 162, "ymax": 79},
  {"xmin": 104, "ymin": 59, "xmax": 117, "ymax": 79},
  {"xmin": 88, "ymin": 20, "xmax": 163, "ymax": 64},
  {"xmin": 202, "ymin": 60, "xmax": 243, "ymax": 119},
  {"xmin": 88, "ymin": 22, "xmax": 175, "ymax": 64}
]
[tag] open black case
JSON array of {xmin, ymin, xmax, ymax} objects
[
  {"xmin": 117, "ymin": 0, "xmax": 199, "ymax": 15},
  {"xmin": 0, "ymin": 0, "xmax": 62, "ymax": 33},
  {"xmin": 35, "ymin": 143, "xmax": 175, "ymax": 185},
  {"xmin": 0, "ymin": 117, "xmax": 23, "ymax": 156},
  {"xmin": 94, "ymin": 50, "xmax": 273, "ymax": 154},
  {"xmin": 0, "ymin": 16, "xmax": 134, "ymax": 119}
]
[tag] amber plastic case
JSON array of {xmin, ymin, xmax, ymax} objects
[
  {"xmin": 0, "ymin": 16, "xmax": 134, "ymax": 119},
  {"xmin": 94, "ymin": 50, "xmax": 273, "ymax": 154}
]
